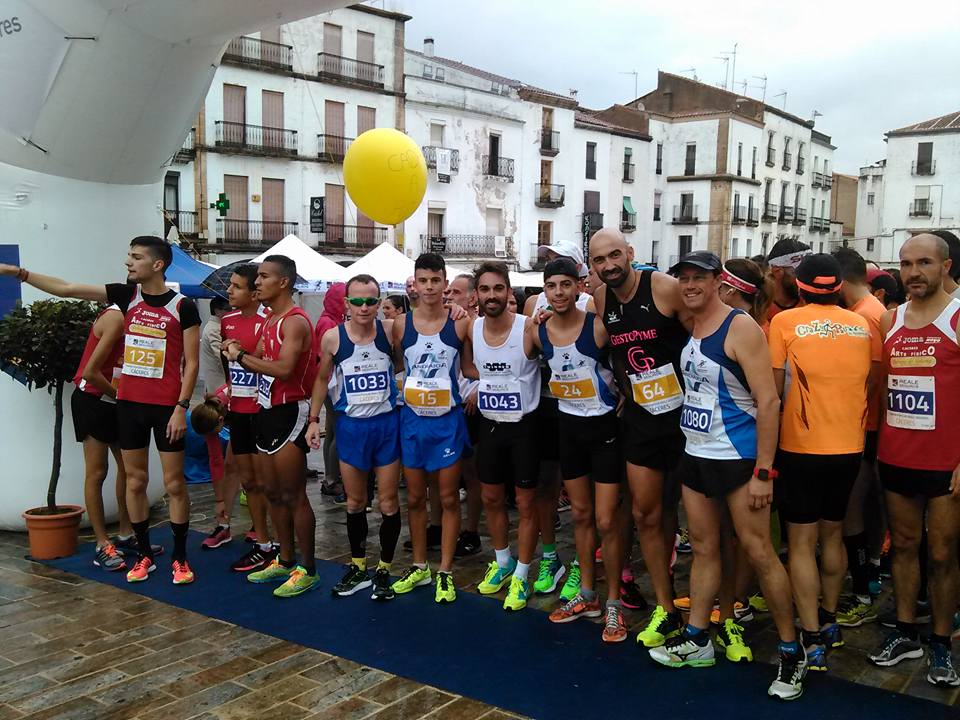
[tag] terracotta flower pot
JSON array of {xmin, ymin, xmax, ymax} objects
[{"xmin": 22, "ymin": 505, "xmax": 84, "ymax": 560}]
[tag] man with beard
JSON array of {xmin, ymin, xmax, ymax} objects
[
  {"xmin": 869, "ymin": 234, "xmax": 960, "ymax": 687},
  {"xmin": 766, "ymin": 238, "xmax": 811, "ymax": 321},
  {"xmin": 591, "ymin": 228, "xmax": 690, "ymax": 648},
  {"xmin": 464, "ymin": 262, "xmax": 541, "ymax": 611}
]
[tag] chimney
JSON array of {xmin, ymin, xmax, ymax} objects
[{"xmin": 423, "ymin": 38, "xmax": 435, "ymax": 57}]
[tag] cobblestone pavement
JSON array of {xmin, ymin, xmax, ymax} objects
[{"xmin": 1, "ymin": 457, "xmax": 956, "ymax": 718}]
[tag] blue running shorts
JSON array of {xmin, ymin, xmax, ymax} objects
[
  {"xmin": 400, "ymin": 405, "xmax": 469, "ymax": 471},
  {"xmin": 335, "ymin": 410, "xmax": 401, "ymax": 472}
]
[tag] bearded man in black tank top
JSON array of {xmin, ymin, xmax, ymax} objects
[{"xmin": 590, "ymin": 228, "xmax": 692, "ymax": 648}]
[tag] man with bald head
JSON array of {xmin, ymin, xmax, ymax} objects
[
  {"xmin": 869, "ymin": 234, "xmax": 960, "ymax": 686},
  {"xmin": 591, "ymin": 228, "xmax": 691, "ymax": 648}
]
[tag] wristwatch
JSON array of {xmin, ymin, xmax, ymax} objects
[
  {"xmin": 176, "ymin": 399, "xmax": 189, "ymax": 410},
  {"xmin": 753, "ymin": 467, "xmax": 778, "ymax": 481},
  {"xmin": 236, "ymin": 349, "xmax": 247, "ymax": 365}
]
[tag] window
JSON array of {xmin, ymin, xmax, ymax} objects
[
  {"xmin": 732, "ymin": 237, "xmax": 739, "ymax": 257},
  {"xmin": 427, "ymin": 209, "xmax": 445, "ymax": 239},
  {"xmin": 357, "ymin": 106, "xmax": 376, "ymax": 135},
  {"xmin": 651, "ymin": 240, "xmax": 660, "ymax": 266},
  {"xmin": 766, "ymin": 132, "xmax": 775, "ymax": 166},
  {"xmin": 356, "ymin": 30, "xmax": 374, "ymax": 65},
  {"xmin": 823, "ymin": 160, "xmax": 829, "ymax": 176},
  {"xmin": 746, "ymin": 238, "xmax": 752, "ymax": 256},
  {"xmin": 537, "ymin": 220, "xmax": 552, "ymax": 246},
  {"xmin": 624, "ymin": 147, "xmax": 632, "ymax": 161},
  {"xmin": 763, "ymin": 179, "xmax": 772, "ymax": 204},
  {"xmin": 422, "ymin": 63, "xmax": 433, "ymax": 79},
  {"xmin": 751, "ymin": 147, "xmax": 757, "ymax": 179},
  {"xmin": 586, "ymin": 142, "xmax": 597, "ymax": 179},
  {"xmin": 867, "ymin": 193, "xmax": 875, "ymax": 206},
  {"xmin": 761, "ymin": 232, "xmax": 770, "ymax": 254},
  {"xmin": 430, "ymin": 122, "xmax": 444, "ymax": 146},
  {"xmin": 737, "ymin": 142, "xmax": 743, "ymax": 176},
  {"xmin": 323, "ymin": 22, "xmax": 342, "ymax": 55},
  {"xmin": 784, "ymin": 138, "xmax": 791, "ymax": 152},
  {"xmin": 653, "ymin": 191, "xmax": 661, "ymax": 221},
  {"xmin": 733, "ymin": 192, "xmax": 741, "ymax": 220},
  {"xmin": 435, "ymin": 67, "xmax": 445, "ymax": 82},
  {"xmin": 684, "ymin": 143, "xmax": 696, "ymax": 176},
  {"xmin": 810, "ymin": 197, "xmax": 816, "ymax": 219},
  {"xmin": 679, "ymin": 235, "xmax": 693, "ymax": 256},
  {"xmin": 656, "ymin": 142, "xmax": 663, "ymax": 174},
  {"xmin": 820, "ymin": 199, "xmax": 826, "ymax": 218},
  {"xmin": 491, "ymin": 81, "xmax": 502, "ymax": 94},
  {"xmin": 916, "ymin": 142, "xmax": 933, "ymax": 174},
  {"xmin": 867, "ymin": 238, "xmax": 875, "ymax": 252}
]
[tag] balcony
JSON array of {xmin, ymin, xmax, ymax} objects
[
  {"xmin": 822, "ymin": 174, "xmax": 833, "ymax": 189},
  {"xmin": 620, "ymin": 211, "xmax": 637, "ymax": 232},
  {"xmin": 746, "ymin": 207, "xmax": 759, "ymax": 226},
  {"xmin": 214, "ymin": 121, "xmax": 298, "ymax": 157},
  {"xmin": 672, "ymin": 205, "xmax": 698, "ymax": 224},
  {"xmin": 782, "ymin": 151, "xmax": 792, "ymax": 171},
  {"xmin": 420, "ymin": 234, "xmax": 514, "ymax": 258},
  {"xmin": 811, "ymin": 171, "xmax": 824, "ymax": 188},
  {"xmin": 792, "ymin": 208, "xmax": 807, "ymax": 226},
  {"xmin": 173, "ymin": 128, "xmax": 196, "ymax": 163},
  {"xmin": 809, "ymin": 217, "xmax": 829, "ymax": 233},
  {"xmin": 909, "ymin": 199, "xmax": 933, "ymax": 218},
  {"xmin": 535, "ymin": 183, "xmax": 565, "ymax": 208},
  {"xmin": 422, "ymin": 146, "xmax": 460, "ymax": 176},
  {"xmin": 818, "ymin": 217, "xmax": 830, "ymax": 233},
  {"xmin": 584, "ymin": 212, "xmax": 604, "ymax": 235},
  {"xmin": 318, "ymin": 224, "xmax": 389, "ymax": 252},
  {"xmin": 317, "ymin": 134, "xmax": 353, "ymax": 163},
  {"xmin": 623, "ymin": 162, "xmax": 635, "ymax": 182},
  {"xmin": 762, "ymin": 202, "xmax": 779, "ymax": 221},
  {"xmin": 912, "ymin": 160, "xmax": 936, "ymax": 176},
  {"xmin": 317, "ymin": 52, "xmax": 384, "ymax": 88},
  {"xmin": 796, "ymin": 156, "xmax": 805, "ymax": 175},
  {"xmin": 766, "ymin": 147, "xmax": 776, "ymax": 167},
  {"xmin": 164, "ymin": 210, "xmax": 198, "ymax": 238},
  {"xmin": 483, "ymin": 155, "xmax": 515, "ymax": 181},
  {"xmin": 731, "ymin": 205, "xmax": 748, "ymax": 224},
  {"xmin": 809, "ymin": 217, "xmax": 822, "ymax": 232},
  {"xmin": 215, "ymin": 219, "xmax": 299, "ymax": 248},
  {"xmin": 223, "ymin": 36, "xmax": 293, "ymax": 71},
  {"xmin": 779, "ymin": 206, "xmax": 794, "ymax": 223},
  {"xmin": 540, "ymin": 129, "xmax": 560, "ymax": 156}
]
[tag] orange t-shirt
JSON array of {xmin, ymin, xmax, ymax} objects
[
  {"xmin": 849, "ymin": 293, "xmax": 885, "ymax": 431},
  {"xmin": 768, "ymin": 304, "xmax": 872, "ymax": 455}
]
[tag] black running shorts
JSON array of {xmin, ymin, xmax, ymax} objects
[
  {"xmin": 879, "ymin": 462, "xmax": 953, "ymax": 500},
  {"xmin": 227, "ymin": 411, "xmax": 258, "ymax": 456},
  {"xmin": 116, "ymin": 400, "xmax": 185, "ymax": 453},
  {"xmin": 71, "ymin": 390, "xmax": 118, "ymax": 445},
  {"xmin": 678, "ymin": 453, "xmax": 754, "ymax": 499},
  {"xmin": 255, "ymin": 401, "xmax": 309, "ymax": 455},
  {"xmin": 620, "ymin": 402, "xmax": 685, "ymax": 472},
  {"xmin": 776, "ymin": 450, "xmax": 861, "ymax": 524},
  {"xmin": 477, "ymin": 412, "xmax": 540, "ymax": 489},
  {"xmin": 558, "ymin": 411, "xmax": 622, "ymax": 483},
  {"xmin": 536, "ymin": 396, "xmax": 560, "ymax": 463}
]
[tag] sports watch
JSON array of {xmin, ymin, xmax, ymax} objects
[{"xmin": 753, "ymin": 467, "xmax": 778, "ymax": 481}]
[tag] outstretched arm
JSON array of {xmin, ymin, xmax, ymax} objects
[{"xmin": 0, "ymin": 264, "xmax": 108, "ymax": 302}]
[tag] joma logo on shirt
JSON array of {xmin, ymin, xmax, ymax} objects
[{"xmin": 795, "ymin": 321, "xmax": 869, "ymax": 339}]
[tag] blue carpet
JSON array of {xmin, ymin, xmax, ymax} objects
[{"xmin": 44, "ymin": 527, "xmax": 955, "ymax": 720}]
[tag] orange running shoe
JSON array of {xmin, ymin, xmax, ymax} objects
[
  {"xmin": 549, "ymin": 593, "xmax": 602, "ymax": 624},
  {"xmin": 674, "ymin": 596, "xmax": 692, "ymax": 610},
  {"xmin": 126, "ymin": 556, "xmax": 155, "ymax": 583},
  {"xmin": 172, "ymin": 559, "xmax": 195, "ymax": 585},
  {"xmin": 602, "ymin": 605, "xmax": 628, "ymax": 643}
]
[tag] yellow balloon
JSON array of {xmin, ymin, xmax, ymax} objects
[{"xmin": 343, "ymin": 128, "xmax": 427, "ymax": 226}]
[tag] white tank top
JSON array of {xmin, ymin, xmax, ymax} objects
[
  {"xmin": 539, "ymin": 313, "xmax": 618, "ymax": 417},
  {"xmin": 534, "ymin": 292, "xmax": 590, "ymax": 314},
  {"xmin": 331, "ymin": 321, "xmax": 398, "ymax": 419},
  {"xmin": 471, "ymin": 314, "xmax": 540, "ymax": 422},
  {"xmin": 401, "ymin": 314, "xmax": 463, "ymax": 416}
]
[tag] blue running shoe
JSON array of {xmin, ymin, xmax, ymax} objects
[
  {"xmin": 807, "ymin": 644, "xmax": 827, "ymax": 672},
  {"xmin": 821, "ymin": 622, "xmax": 844, "ymax": 649}
]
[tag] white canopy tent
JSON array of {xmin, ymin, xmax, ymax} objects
[
  {"xmin": 252, "ymin": 234, "xmax": 349, "ymax": 288},
  {"xmin": 347, "ymin": 243, "xmax": 415, "ymax": 290}
]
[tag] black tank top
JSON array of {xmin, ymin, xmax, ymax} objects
[{"xmin": 602, "ymin": 270, "xmax": 689, "ymax": 424}]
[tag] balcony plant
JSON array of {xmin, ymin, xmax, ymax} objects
[{"xmin": 0, "ymin": 299, "xmax": 100, "ymax": 558}]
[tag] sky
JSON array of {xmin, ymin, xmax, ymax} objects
[{"xmin": 379, "ymin": 0, "xmax": 960, "ymax": 174}]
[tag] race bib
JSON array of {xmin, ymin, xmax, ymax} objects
[
  {"xmin": 122, "ymin": 335, "xmax": 166, "ymax": 379},
  {"xmin": 477, "ymin": 378, "xmax": 523, "ymax": 423},
  {"xmin": 403, "ymin": 376, "xmax": 452, "ymax": 417},
  {"xmin": 886, "ymin": 375, "xmax": 934, "ymax": 430},
  {"xmin": 343, "ymin": 360, "xmax": 391, "ymax": 406},
  {"xmin": 680, "ymin": 389, "xmax": 713, "ymax": 444},
  {"xmin": 549, "ymin": 367, "xmax": 600, "ymax": 414},
  {"xmin": 257, "ymin": 374, "xmax": 274, "ymax": 409},
  {"xmin": 228, "ymin": 361, "xmax": 259, "ymax": 398},
  {"xmin": 630, "ymin": 364, "xmax": 683, "ymax": 415}
]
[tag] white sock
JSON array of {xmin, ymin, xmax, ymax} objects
[
  {"xmin": 495, "ymin": 546, "xmax": 512, "ymax": 568},
  {"xmin": 515, "ymin": 562, "xmax": 530, "ymax": 581}
]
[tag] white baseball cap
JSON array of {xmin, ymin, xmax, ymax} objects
[{"xmin": 538, "ymin": 238, "xmax": 587, "ymax": 277}]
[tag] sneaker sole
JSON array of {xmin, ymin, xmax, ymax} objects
[
  {"xmin": 333, "ymin": 580, "xmax": 373, "ymax": 597},
  {"xmin": 94, "ymin": 560, "xmax": 127, "ymax": 572},
  {"xmin": 391, "ymin": 576, "xmax": 433, "ymax": 594},
  {"xmin": 126, "ymin": 564, "xmax": 156, "ymax": 583},
  {"xmin": 638, "ymin": 629, "xmax": 681, "ymax": 648},
  {"xmin": 870, "ymin": 649, "xmax": 924, "ymax": 667},
  {"xmin": 768, "ymin": 687, "xmax": 803, "ymax": 701},
  {"xmin": 651, "ymin": 656, "xmax": 715, "ymax": 668},
  {"xmin": 274, "ymin": 580, "xmax": 321, "ymax": 598},
  {"xmin": 838, "ymin": 615, "xmax": 877, "ymax": 628},
  {"xmin": 172, "ymin": 575, "xmax": 195, "ymax": 585},
  {"xmin": 201, "ymin": 537, "xmax": 232, "ymax": 550},
  {"xmin": 602, "ymin": 632, "xmax": 628, "ymax": 643},
  {"xmin": 248, "ymin": 574, "xmax": 293, "ymax": 584},
  {"xmin": 724, "ymin": 649, "xmax": 754, "ymax": 663},
  {"xmin": 478, "ymin": 580, "xmax": 512, "ymax": 595},
  {"xmin": 927, "ymin": 674, "xmax": 960, "ymax": 688},
  {"xmin": 371, "ymin": 590, "xmax": 396, "ymax": 601},
  {"xmin": 550, "ymin": 610, "xmax": 602, "ymax": 624}
]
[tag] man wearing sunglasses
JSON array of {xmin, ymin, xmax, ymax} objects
[{"xmin": 305, "ymin": 275, "xmax": 403, "ymax": 601}]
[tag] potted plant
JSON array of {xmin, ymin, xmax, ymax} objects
[{"xmin": 0, "ymin": 299, "xmax": 101, "ymax": 559}]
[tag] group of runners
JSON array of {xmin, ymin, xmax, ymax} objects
[{"xmin": 2, "ymin": 224, "xmax": 957, "ymax": 701}]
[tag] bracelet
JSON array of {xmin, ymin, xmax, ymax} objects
[
  {"xmin": 308, "ymin": 415, "xmax": 320, "ymax": 424},
  {"xmin": 236, "ymin": 349, "xmax": 247, "ymax": 365},
  {"xmin": 16, "ymin": 267, "xmax": 28, "ymax": 282}
]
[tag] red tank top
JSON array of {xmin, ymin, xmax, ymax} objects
[
  {"xmin": 73, "ymin": 306, "xmax": 124, "ymax": 399},
  {"xmin": 257, "ymin": 306, "xmax": 316, "ymax": 408},
  {"xmin": 117, "ymin": 288, "xmax": 186, "ymax": 406},
  {"xmin": 221, "ymin": 306, "xmax": 268, "ymax": 414},
  {"xmin": 878, "ymin": 298, "xmax": 960, "ymax": 471}
]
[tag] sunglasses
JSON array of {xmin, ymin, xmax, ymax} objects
[{"xmin": 346, "ymin": 297, "xmax": 381, "ymax": 307}]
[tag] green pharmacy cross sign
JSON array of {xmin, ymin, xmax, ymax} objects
[{"xmin": 211, "ymin": 192, "xmax": 230, "ymax": 217}]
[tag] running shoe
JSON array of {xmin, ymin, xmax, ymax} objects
[
  {"xmin": 403, "ymin": 525, "xmax": 442, "ymax": 552},
  {"xmin": 927, "ymin": 643, "xmax": 960, "ymax": 687},
  {"xmin": 334, "ymin": 492, "xmax": 347, "ymax": 506},
  {"xmin": 274, "ymin": 566, "xmax": 320, "ymax": 598},
  {"xmin": 231, "ymin": 544, "xmax": 278, "ymax": 573},
  {"xmin": 201, "ymin": 526, "xmax": 231, "ymax": 550},
  {"xmin": 557, "ymin": 490, "xmax": 571, "ymax": 512},
  {"xmin": 710, "ymin": 602, "xmax": 754, "ymax": 625},
  {"xmin": 94, "ymin": 543, "xmax": 126, "ymax": 572},
  {"xmin": 820, "ymin": 622, "xmax": 844, "ymax": 649},
  {"xmin": 247, "ymin": 558, "xmax": 294, "ymax": 584},
  {"xmin": 534, "ymin": 557, "xmax": 565, "ymax": 595},
  {"xmin": 716, "ymin": 619, "xmax": 752, "ymax": 663},
  {"xmin": 768, "ymin": 647, "xmax": 807, "ymax": 701},
  {"xmin": 172, "ymin": 559, "xmax": 195, "ymax": 585},
  {"xmin": 243, "ymin": 528, "xmax": 258, "ymax": 544},
  {"xmin": 435, "ymin": 572, "xmax": 456, "ymax": 603},
  {"xmin": 837, "ymin": 598, "xmax": 878, "ymax": 627},
  {"xmin": 675, "ymin": 528, "xmax": 692, "ymax": 554},
  {"xmin": 391, "ymin": 565, "xmax": 432, "ymax": 594},
  {"xmin": 503, "ymin": 576, "xmax": 530, "ymax": 612},
  {"xmin": 748, "ymin": 594, "xmax": 768, "ymax": 613},
  {"xmin": 549, "ymin": 593, "xmax": 602, "ymax": 623},
  {"xmin": 239, "ymin": 489, "xmax": 248, "ymax": 506},
  {"xmin": 559, "ymin": 562, "xmax": 581, "ymax": 602},
  {"xmin": 869, "ymin": 630, "xmax": 923, "ymax": 667},
  {"xmin": 371, "ymin": 568, "xmax": 395, "ymax": 601},
  {"xmin": 636, "ymin": 605, "xmax": 682, "ymax": 648},
  {"xmin": 332, "ymin": 564, "xmax": 372, "ymax": 597},
  {"xmin": 806, "ymin": 643, "xmax": 827, "ymax": 672},
  {"xmin": 602, "ymin": 605, "xmax": 628, "ymax": 643},
  {"xmin": 113, "ymin": 535, "xmax": 164, "ymax": 557},
  {"xmin": 619, "ymin": 579, "xmax": 648, "ymax": 611},
  {"xmin": 673, "ymin": 595, "xmax": 692, "ymax": 611},
  {"xmin": 454, "ymin": 530, "xmax": 481, "ymax": 558},
  {"xmin": 125, "ymin": 556, "xmax": 155, "ymax": 583},
  {"xmin": 879, "ymin": 599, "xmax": 930, "ymax": 627},
  {"xmin": 649, "ymin": 634, "xmax": 715, "ymax": 668},
  {"xmin": 478, "ymin": 558, "xmax": 517, "ymax": 594}
]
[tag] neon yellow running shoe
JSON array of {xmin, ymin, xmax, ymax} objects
[
  {"xmin": 478, "ymin": 558, "xmax": 516, "ymax": 595},
  {"xmin": 273, "ymin": 566, "xmax": 320, "ymax": 598},
  {"xmin": 637, "ymin": 605, "xmax": 682, "ymax": 648},
  {"xmin": 503, "ymin": 576, "xmax": 529, "ymax": 611},
  {"xmin": 748, "ymin": 593, "xmax": 768, "ymax": 613},
  {"xmin": 716, "ymin": 619, "xmax": 753, "ymax": 663},
  {"xmin": 435, "ymin": 571, "xmax": 456, "ymax": 603},
  {"xmin": 391, "ymin": 565, "xmax": 432, "ymax": 594},
  {"xmin": 247, "ymin": 557, "xmax": 292, "ymax": 584},
  {"xmin": 559, "ymin": 562, "xmax": 581, "ymax": 602}
]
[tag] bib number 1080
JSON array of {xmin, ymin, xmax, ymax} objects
[{"xmin": 680, "ymin": 406, "xmax": 712, "ymax": 433}]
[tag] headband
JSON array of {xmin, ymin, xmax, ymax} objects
[
  {"xmin": 721, "ymin": 269, "xmax": 758, "ymax": 295},
  {"xmin": 796, "ymin": 276, "xmax": 842, "ymax": 294},
  {"xmin": 768, "ymin": 249, "xmax": 812, "ymax": 269}
]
